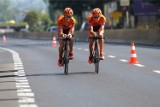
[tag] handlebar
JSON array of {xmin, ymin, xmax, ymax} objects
[
  {"xmin": 89, "ymin": 33, "xmax": 105, "ymax": 39},
  {"xmin": 59, "ymin": 34, "xmax": 72, "ymax": 40}
]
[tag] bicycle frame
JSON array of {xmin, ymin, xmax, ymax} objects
[
  {"xmin": 92, "ymin": 37, "xmax": 100, "ymax": 63},
  {"xmin": 89, "ymin": 35, "xmax": 102, "ymax": 73},
  {"xmin": 61, "ymin": 37, "xmax": 70, "ymax": 75}
]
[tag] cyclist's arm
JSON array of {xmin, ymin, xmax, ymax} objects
[
  {"xmin": 58, "ymin": 26, "xmax": 64, "ymax": 37},
  {"xmin": 98, "ymin": 24, "xmax": 105, "ymax": 36},
  {"xmin": 98, "ymin": 17, "xmax": 106, "ymax": 36},
  {"xmin": 68, "ymin": 24, "xmax": 75, "ymax": 35},
  {"xmin": 88, "ymin": 24, "xmax": 95, "ymax": 35}
]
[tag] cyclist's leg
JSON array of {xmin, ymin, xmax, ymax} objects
[
  {"xmin": 69, "ymin": 37, "xmax": 74, "ymax": 59},
  {"xmin": 64, "ymin": 28, "xmax": 74, "ymax": 59},
  {"xmin": 88, "ymin": 32, "xmax": 94, "ymax": 64},
  {"xmin": 98, "ymin": 31, "xmax": 105, "ymax": 60},
  {"xmin": 58, "ymin": 39, "xmax": 64, "ymax": 67}
]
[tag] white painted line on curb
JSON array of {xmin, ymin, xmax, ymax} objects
[
  {"xmin": 153, "ymin": 70, "xmax": 160, "ymax": 74},
  {"xmin": 19, "ymin": 104, "xmax": 38, "ymax": 107},
  {"xmin": 15, "ymin": 77, "xmax": 27, "ymax": 80},
  {"xmin": 16, "ymin": 80, "xmax": 29, "ymax": 82},
  {"xmin": 134, "ymin": 64, "xmax": 145, "ymax": 67},
  {"xmin": 18, "ymin": 98, "xmax": 35, "ymax": 103},
  {"xmin": 17, "ymin": 89, "xmax": 32, "ymax": 93},
  {"xmin": 16, "ymin": 82, "xmax": 29, "ymax": 85},
  {"xmin": 16, "ymin": 85, "xmax": 30, "ymax": 88},
  {"xmin": 17, "ymin": 93, "xmax": 34, "ymax": 97},
  {"xmin": 0, "ymin": 47, "xmax": 38, "ymax": 107}
]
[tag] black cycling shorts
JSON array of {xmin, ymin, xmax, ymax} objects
[
  {"xmin": 63, "ymin": 28, "xmax": 70, "ymax": 34},
  {"xmin": 93, "ymin": 25, "xmax": 101, "ymax": 32}
]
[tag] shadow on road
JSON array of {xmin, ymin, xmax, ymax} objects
[
  {"xmin": 0, "ymin": 98, "xmax": 19, "ymax": 101},
  {"xmin": 26, "ymin": 71, "xmax": 96, "ymax": 77}
]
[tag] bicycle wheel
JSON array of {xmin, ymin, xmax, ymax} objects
[
  {"xmin": 94, "ymin": 43, "xmax": 100, "ymax": 74},
  {"xmin": 64, "ymin": 46, "xmax": 69, "ymax": 75}
]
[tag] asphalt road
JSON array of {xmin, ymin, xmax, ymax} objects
[{"xmin": 0, "ymin": 37, "xmax": 160, "ymax": 107}]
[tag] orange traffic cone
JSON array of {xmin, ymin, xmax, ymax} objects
[
  {"xmin": 129, "ymin": 42, "xmax": 139, "ymax": 64},
  {"xmin": 52, "ymin": 36, "xmax": 57, "ymax": 47},
  {"xmin": 2, "ymin": 35, "xmax": 6, "ymax": 44}
]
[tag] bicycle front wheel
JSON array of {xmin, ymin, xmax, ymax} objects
[
  {"xmin": 94, "ymin": 62, "xmax": 99, "ymax": 74},
  {"xmin": 64, "ymin": 50, "xmax": 69, "ymax": 75},
  {"xmin": 64, "ymin": 62, "xmax": 68, "ymax": 75},
  {"xmin": 94, "ymin": 43, "xmax": 100, "ymax": 74}
]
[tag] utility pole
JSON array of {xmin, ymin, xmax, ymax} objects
[{"xmin": 120, "ymin": 0, "xmax": 130, "ymax": 28}]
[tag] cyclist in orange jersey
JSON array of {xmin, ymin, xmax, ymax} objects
[
  {"xmin": 87, "ymin": 8, "xmax": 106, "ymax": 64},
  {"xmin": 57, "ymin": 7, "xmax": 76, "ymax": 67}
]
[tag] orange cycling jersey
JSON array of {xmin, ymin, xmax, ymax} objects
[
  {"xmin": 88, "ymin": 14, "xmax": 106, "ymax": 26},
  {"xmin": 57, "ymin": 15, "xmax": 76, "ymax": 30}
]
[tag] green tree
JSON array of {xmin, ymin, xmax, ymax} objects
[
  {"xmin": 38, "ymin": 12, "xmax": 53, "ymax": 31},
  {"xmin": 24, "ymin": 11, "xmax": 39, "ymax": 31},
  {"xmin": 0, "ymin": 0, "xmax": 14, "ymax": 21},
  {"xmin": 24, "ymin": 10, "xmax": 53, "ymax": 32}
]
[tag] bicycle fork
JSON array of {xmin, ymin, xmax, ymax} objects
[{"xmin": 62, "ymin": 41, "xmax": 70, "ymax": 65}]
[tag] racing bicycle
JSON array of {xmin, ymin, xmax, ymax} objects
[
  {"xmin": 61, "ymin": 34, "xmax": 71, "ymax": 75},
  {"xmin": 89, "ymin": 34, "xmax": 104, "ymax": 74}
]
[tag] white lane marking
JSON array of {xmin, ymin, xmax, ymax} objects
[
  {"xmin": 134, "ymin": 64, "xmax": 145, "ymax": 67},
  {"xmin": 15, "ymin": 77, "xmax": 27, "ymax": 80},
  {"xmin": 153, "ymin": 70, "xmax": 160, "ymax": 74},
  {"xmin": 20, "ymin": 104, "xmax": 38, "ymax": 107},
  {"xmin": 0, "ymin": 47, "xmax": 38, "ymax": 107},
  {"xmin": 16, "ymin": 80, "xmax": 29, "ymax": 82},
  {"xmin": 16, "ymin": 85, "xmax": 30, "ymax": 88},
  {"xmin": 19, "ymin": 98, "xmax": 35, "ymax": 103},
  {"xmin": 16, "ymin": 82, "xmax": 29, "ymax": 85},
  {"xmin": 17, "ymin": 89, "xmax": 32, "ymax": 93},
  {"xmin": 119, "ymin": 59, "xmax": 128, "ymax": 62},
  {"xmin": 84, "ymin": 49, "xmax": 89, "ymax": 51},
  {"xmin": 77, "ymin": 48, "xmax": 82, "ymax": 50},
  {"xmin": 17, "ymin": 93, "xmax": 34, "ymax": 97},
  {"xmin": 107, "ymin": 55, "xmax": 116, "ymax": 58}
]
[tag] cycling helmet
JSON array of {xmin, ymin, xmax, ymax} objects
[
  {"xmin": 92, "ymin": 8, "xmax": 102, "ymax": 16},
  {"xmin": 64, "ymin": 7, "xmax": 73, "ymax": 16}
]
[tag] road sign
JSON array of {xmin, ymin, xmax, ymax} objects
[{"xmin": 120, "ymin": 0, "xmax": 130, "ymax": 6}]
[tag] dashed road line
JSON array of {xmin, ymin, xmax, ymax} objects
[
  {"xmin": 76, "ymin": 48, "xmax": 149, "ymax": 70},
  {"xmin": 84, "ymin": 49, "xmax": 89, "ymax": 51},
  {"xmin": 0, "ymin": 47, "xmax": 38, "ymax": 107},
  {"xmin": 119, "ymin": 59, "xmax": 128, "ymax": 62},
  {"xmin": 107, "ymin": 55, "xmax": 116, "ymax": 58},
  {"xmin": 77, "ymin": 48, "xmax": 82, "ymax": 50},
  {"xmin": 153, "ymin": 70, "xmax": 160, "ymax": 74},
  {"xmin": 134, "ymin": 64, "xmax": 145, "ymax": 67}
]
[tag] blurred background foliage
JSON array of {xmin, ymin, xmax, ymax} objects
[{"xmin": 0, "ymin": 0, "xmax": 159, "ymax": 32}]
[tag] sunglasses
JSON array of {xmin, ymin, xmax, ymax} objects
[
  {"xmin": 94, "ymin": 16, "xmax": 99, "ymax": 19},
  {"xmin": 66, "ymin": 16, "xmax": 72, "ymax": 19}
]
